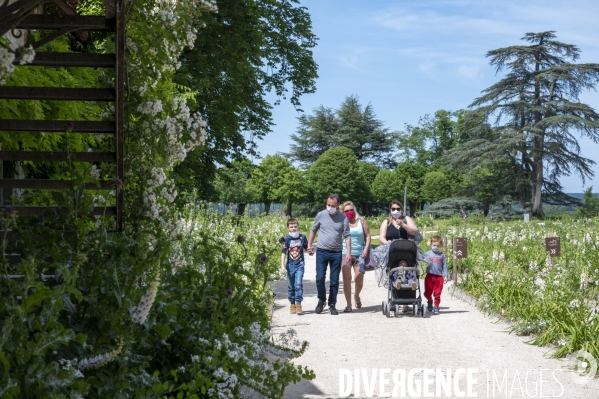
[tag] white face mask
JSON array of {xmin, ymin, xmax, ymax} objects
[
  {"xmin": 289, "ymin": 231, "xmax": 299, "ymax": 238},
  {"xmin": 391, "ymin": 210, "xmax": 402, "ymax": 218},
  {"xmin": 327, "ymin": 205, "xmax": 337, "ymax": 214}
]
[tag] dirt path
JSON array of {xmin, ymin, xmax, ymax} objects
[{"xmin": 272, "ymin": 253, "xmax": 599, "ymax": 398}]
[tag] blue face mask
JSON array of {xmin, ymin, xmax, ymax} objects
[{"xmin": 432, "ymin": 247, "xmax": 442, "ymax": 254}]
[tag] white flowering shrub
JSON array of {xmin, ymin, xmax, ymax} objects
[
  {"xmin": 0, "ymin": 0, "xmax": 314, "ymax": 397},
  {"xmin": 440, "ymin": 217, "xmax": 599, "ymax": 361},
  {"xmin": 0, "ymin": 42, "xmax": 35, "ymax": 84}
]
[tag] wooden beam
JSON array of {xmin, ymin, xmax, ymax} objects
[
  {"xmin": 0, "ymin": 120, "xmax": 115, "ymax": 133},
  {"xmin": 22, "ymin": 52, "xmax": 116, "ymax": 68},
  {"xmin": 16, "ymin": 15, "xmax": 115, "ymax": 31},
  {"xmin": 0, "ymin": 179, "xmax": 113, "ymax": 190},
  {"xmin": 0, "ymin": 87, "xmax": 115, "ymax": 101},
  {"xmin": 0, "ymin": 151, "xmax": 116, "ymax": 162}
]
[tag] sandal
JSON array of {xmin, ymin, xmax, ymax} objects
[
  {"xmin": 343, "ymin": 306, "xmax": 352, "ymax": 313},
  {"xmin": 354, "ymin": 297, "xmax": 362, "ymax": 309}
]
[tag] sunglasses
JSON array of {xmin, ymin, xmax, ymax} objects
[{"xmin": 391, "ymin": 207, "xmax": 402, "ymax": 211}]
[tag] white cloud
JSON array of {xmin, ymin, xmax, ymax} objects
[
  {"xmin": 458, "ymin": 64, "xmax": 480, "ymax": 79},
  {"xmin": 418, "ymin": 61, "xmax": 435, "ymax": 75},
  {"xmin": 340, "ymin": 55, "xmax": 361, "ymax": 71}
]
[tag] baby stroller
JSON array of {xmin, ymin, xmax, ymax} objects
[{"xmin": 381, "ymin": 240, "xmax": 426, "ymax": 318}]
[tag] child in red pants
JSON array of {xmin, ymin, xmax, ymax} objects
[{"xmin": 423, "ymin": 236, "xmax": 448, "ymax": 314}]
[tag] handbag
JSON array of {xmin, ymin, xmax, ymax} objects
[{"xmin": 362, "ymin": 248, "xmax": 378, "ymax": 271}]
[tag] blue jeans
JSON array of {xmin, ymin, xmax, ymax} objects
[
  {"xmin": 287, "ymin": 262, "xmax": 304, "ymax": 303},
  {"xmin": 315, "ymin": 249, "xmax": 342, "ymax": 306}
]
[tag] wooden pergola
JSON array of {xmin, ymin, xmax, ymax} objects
[{"xmin": 0, "ymin": 0, "xmax": 125, "ymax": 232}]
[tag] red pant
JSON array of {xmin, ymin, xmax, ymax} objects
[{"xmin": 424, "ymin": 274, "xmax": 444, "ymax": 307}]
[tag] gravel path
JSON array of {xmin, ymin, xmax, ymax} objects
[{"xmin": 272, "ymin": 252, "xmax": 599, "ymax": 398}]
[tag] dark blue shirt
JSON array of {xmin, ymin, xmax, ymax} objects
[{"xmin": 282, "ymin": 234, "xmax": 308, "ymax": 267}]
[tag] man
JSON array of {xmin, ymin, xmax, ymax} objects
[{"xmin": 307, "ymin": 194, "xmax": 351, "ymax": 315}]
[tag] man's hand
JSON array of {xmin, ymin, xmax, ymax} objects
[
  {"xmin": 307, "ymin": 246, "xmax": 314, "ymax": 256},
  {"xmin": 444, "ymin": 276, "xmax": 448, "ymax": 283},
  {"xmin": 280, "ymin": 266, "xmax": 286, "ymax": 276}
]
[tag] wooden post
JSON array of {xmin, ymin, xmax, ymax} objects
[{"xmin": 452, "ymin": 237, "xmax": 457, "ymax": 284}]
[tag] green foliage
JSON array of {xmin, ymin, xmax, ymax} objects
[
  {"xmin": 0, "ymin": 206, "xmax": 314, "ymax": 398},
  {"xmin": 394, "ymin": 162, "xmax": 427, "ymax": 215},
  {"xmin": 289, "ymin": 105, "xmax": 338, "ymax": 165},
  {"xmin": 576, "ymin": 187, "xmax": 599, "ymax": 218},
  {"xmin": 173, "ymin": 0, "xmax": 318, "ymax": 196},
  {"xmin": 246, "ymin": 155, "xmax": 293, "ymax": 214},
  {"xmin": 442, "ymin": 219, "xmax": 599, "ymax": 363},
  {"xmin": 371, "ymin": 169, "xmax": 402, "ymax": 205},
  {"xmin": 212, "ymin": 158, "xmax": 255, "ymax": 206},
  {"xmin": 306, "ymin": 147, "xmax": 367, "ymax": 203},
  {"xmin": 421, "ymin": 170, "xmax": 453, "ymax": 203},
  {"xmin": 397, "ymin": 110, "xmax": 462, "ymax": 165},
  {"xmin": 273, "ymin": 166, "xmax": 309, "ymax": 216},
  {"xmin": 1, "ymin": 0, "xmax": 316, "ymax": 397},
  {"xmin": 289, "ymin": 95, "xmax": 398, "ymax": 167}
]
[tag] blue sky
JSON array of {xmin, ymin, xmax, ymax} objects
[{"xmin": 257, "ymin": 0, "xmax": 599, "ymax": 192}]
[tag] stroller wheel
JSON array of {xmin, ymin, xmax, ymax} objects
[
  {"xmin": 381, "ymin": 301, "xmax": 386, "ymax": 316},
  {"xmin": 385, "ymin": 302, "xmax": 391, "ymax": 318},
  {"xmin": 394, "ymin": 304, "xmax": 400, "ymax": 317},
  {"xmin": 420, "ymin": 303, "xmax": 426, "ymax": 317},
  {"xmin": 412, "ymin": 305, "xmax": 417, "ymax": 317}
]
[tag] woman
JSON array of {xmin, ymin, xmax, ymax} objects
[
  {"xmin": 340, "ymin": 201, "xmax": 371, "ymax": 312},
  {"xmin": 378, "ymin": 200, "xmax": 419, "ymax": 244},
  {"xmin": 378, "ymin": 200, "xmax": 419, "ymax": 312}
]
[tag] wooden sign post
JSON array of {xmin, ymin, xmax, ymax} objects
[
  {"xmin": 545, "ymin": 237, "xmax": 561, "ymax": 257},
  {"xmin": 452, "ymin": 238, "xmax": 467, "ymax": 284}
]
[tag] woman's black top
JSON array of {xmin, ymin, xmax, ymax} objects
[{"xmin": 385, "ymin": 220, "xmax": 408, "ymax": 241}]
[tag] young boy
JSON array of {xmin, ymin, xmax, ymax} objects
[
  {"xmin": 281, "ymin": 218, "xmax": 308, "ymax": 315},
  {"xmin": 423, "ymin": 236, "xmax": 448, "ymax": 314}
]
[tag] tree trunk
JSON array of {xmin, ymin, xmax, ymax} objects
[
  {"xmin": 361, "ymin": 202, "xmax": 368, "ymax": 216},
  {"xmin": 483, "ymin": 202, "xmax": 490, "ymax": 217},
  {"xmin": 531, "ymin": 159, "xmax": 544, "ymax": 217},
  {"xmin": 236, "ymin": 203, "xmax": 246, "ymax": 216},
  {"xmin": 408, "ymin": 201, "xmax": 416, "ymax": 217},
  {"xmin": 285, "ymin": 200, "xmax": 292, "ymax": 217},
  {"xmin": 264, "ymin": 201, "xmax": 272, "ymax": 215}
]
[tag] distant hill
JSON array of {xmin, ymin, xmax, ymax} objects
[{"xmin": 567, "ymin": 193, "xmax": 599, "ymax": 200}]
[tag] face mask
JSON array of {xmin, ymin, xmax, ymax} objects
[
  {"xmin": 345, "ymin": 210, "xmax": 356, "ymax": 220},
  {"xmin": 391, "ymin": 210, "xmax": 402, "ymax": 218},
  {"xmin": 327, "ymin": 205, "xmax": 337, "ymax": 214},
  {"xmin": 289, "ymin": 231, "xmax": 299, "ymax": 238},
  {"xmin": 432, "ymin": 247, "xmax": 442, "ymax": 254}
]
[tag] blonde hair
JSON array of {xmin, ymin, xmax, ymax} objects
[
  {"xmin": 341, "ymin": 201, "xmax": 361, "ymax": 219},
  {"xmin": 387, "ymin": 200, "xmax": 405, "ymax": 225}
]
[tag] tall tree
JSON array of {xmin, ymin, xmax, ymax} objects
[
  {"xmin": 273, "ymin": 166, "xmax": 309, "ymax": 216},
  {"xmin": 246, "ymin": 154, "xmax": 292, "ymax": 214},
  {"xmin": 335, "ymin": 95, "xmax": 398, "ymax": 166},
  {"xmin": 289, "ymin": 95, "xmax": 397, "ymax": 166},
  {"xmin": 371, "ymin": 169, "xmax": 403, "ymax": 205},
  {"xmin": 421, "ymin": 170, "xmax": 453, "ymax": 204},
  {"xmin": 174, "ymin": 0, "xmax": 318, "ymax": 196},
  {"xmin": 357, "ymin": 161, "xmax": 379, "ymax": 214},
  {"xmin": 397, "ymin": 110, "xmax": 461, "ymax": 165},
  {"xmin": 444, "ymin": 32, "xmax": 599, "ymax": 216},
  {"xmin": 307, "ymin": 147, "xmax": 367, "ymax": 203},
  {"xmin": 288, "ymin": 105, "xmax": 338, "ymax": 165},
  {"xmin": 212, "ymin": 158, "xmax": 255, "ymax": 215}
]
